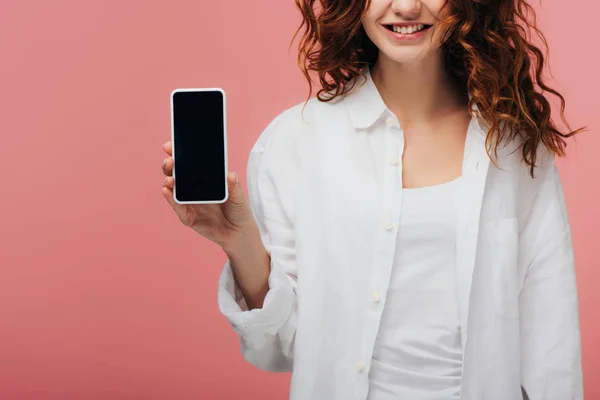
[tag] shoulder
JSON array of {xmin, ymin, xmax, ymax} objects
[
  {"xmin": 516, "ymin": 142, "xmax": 561, "ymax": 209},
  {"xmin": 493, "ymin": 132, "xmax": 563, "ymax": 226},
  {"xmin": 491, "ymin": 124, "xmax": 557, "ymax": 185},
  {"xmin": 507, "ymin": 138, "xmax": 557, "ymax": 187},
  {"xmin": 251, "ymin": 95, "xmax": 347, "ymax": 155},
  {"xmin": 483, "ymin": 123, "xmax": 561, "ymax": 208}
]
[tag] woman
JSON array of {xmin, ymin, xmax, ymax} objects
[{"xmin": 161, "ymin": 0, "xmax": 583, "ymax": 399}]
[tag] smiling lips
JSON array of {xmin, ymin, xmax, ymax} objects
[
  {"xmin": 382, "ymin": 22, "xmax": 433, "ymax": 40},
  {"xmin": 384, "ymin": 22, "xmax": 432, "ymax": 33}
]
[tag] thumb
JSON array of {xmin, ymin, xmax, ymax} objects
[{"xmin": 226, "ymin": 172, "xmax": 247, "ymax": 205}]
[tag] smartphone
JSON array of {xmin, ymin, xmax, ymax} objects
[{"xmin": 170, "ymin": 88, "xmax": 228, "ymax": 204}]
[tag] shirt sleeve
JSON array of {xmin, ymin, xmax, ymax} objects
[
  {"xmin": 519, "ymin": 150, "xmax": 584, "ymax": 399},
  {"xmin": 217, "ymin": 112, "xmax": 300, "ymax": 372}
]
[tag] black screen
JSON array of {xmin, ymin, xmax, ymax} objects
[{"xmin": 172, "ymin": 90, "xmax": 226, "ymax": 203}]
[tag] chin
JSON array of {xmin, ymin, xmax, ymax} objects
[{"xmin": 380, "ymin": 48, "xmax": 435, "ymax": 65}]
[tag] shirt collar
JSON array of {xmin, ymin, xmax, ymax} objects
[
  {"xmin": 468, "ymin": 95, "xmax": 489, "ymax": 137},
  {"xmin": 344, "ymin": 66, "xmax": 488, "ymax": 138},
  {"xmin": 344, "ymin": 66, "xmax": 388, "ymax": 130}
]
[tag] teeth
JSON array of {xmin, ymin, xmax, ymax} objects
[{"xmin": 393, "ymin": 24, "xmax": 426, "ymax": 34}]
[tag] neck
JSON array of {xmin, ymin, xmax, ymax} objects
[{"xmin": 370, "ymin": 50, "xmax": 467, "ymax": 129}]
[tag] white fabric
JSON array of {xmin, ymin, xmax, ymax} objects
[
  {"xmin": 368, "ymin": 178, "xmax": 463, "ymax": 400},
  {"xmin": 217, "ymin": 67, "xmax": 583, "ymax": 400}
]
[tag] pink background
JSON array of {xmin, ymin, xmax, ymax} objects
[{"xmin": 0, "ymin": 1, "xmax": 597, "ymax": 399}]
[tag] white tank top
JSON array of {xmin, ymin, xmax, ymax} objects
[{"xmin": 368, "ymin": 177, "xmax": 463, "ymax": 400}]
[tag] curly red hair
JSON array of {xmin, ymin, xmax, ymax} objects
[{"xmin": 293, "ymin": 0, "xmax": 584, "ymax": 176}]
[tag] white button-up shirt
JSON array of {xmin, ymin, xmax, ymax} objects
[{"xmin": 217, "ymin": 69, "xmax": 583, "ymax": 400}]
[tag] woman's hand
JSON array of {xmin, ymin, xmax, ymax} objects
[{"xmin": 160, "ymin": 141, "xmax": 257, "ymax": 250}]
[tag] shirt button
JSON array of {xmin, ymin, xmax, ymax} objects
[
  {"xmin": 384, "ymin": 221, "xmax": 394, "ymax": 230},
  {"xmin": 386, "ymin": 117, "xmax": 396, "ymax": 127},
  {"xmin": 356, "ymin": 361, "xmax": 365, "ymax": 372},
  {"xmin": 372, "ymin": 292, "xmax": 381, "ymax": 303},
  {"xmin": 390, "ymin": 158, "xmax": 399, "ymax": 166}
]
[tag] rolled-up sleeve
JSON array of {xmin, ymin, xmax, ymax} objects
[
  {"xmin": 519, "ymin": 150, "xmax": 584, "ymax": 399},
  {"xmin": 217, "ymin": 113, "xmax": 300, "ymax": 372}
]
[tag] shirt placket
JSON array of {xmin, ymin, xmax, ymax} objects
[{"xmin": 355, "ymin": 113, "xmax": 405, "ymax": 399}]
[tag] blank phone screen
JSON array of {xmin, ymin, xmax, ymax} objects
[{"xmin": 172, "ymin": 90, "xmax": 226, "ymax": 203}]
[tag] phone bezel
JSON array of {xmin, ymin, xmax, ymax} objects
[{"xmin": 169, "ymin": 88, "xmax": 229, "ymax": 205}]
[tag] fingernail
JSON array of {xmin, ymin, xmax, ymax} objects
[
  {"xmin": 234, "ymin": 172, "xmax": 239, "ymax": 184},
  {"xmin": 163, "ymin": 158, "xmax": 167, "ymax": 167},
  {"xmin": 164, "ymin": 177, "xmax": 168, "ymax": 186}
]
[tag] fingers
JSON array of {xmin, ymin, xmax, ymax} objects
[
  {"xmin": 160, "ymin": 142, "xmax": 192, "ymax": 227},
  {"xmin": 227, "ymin": 172, "xmax": 237, "ymax": 191},
  {"xmin": 161, "ymin": 141, "xmax": 173, "ymax": 176},
  {"xmin": 162, "ymin": 141, "xmax": 172, "ymax": 156},
  {"xmin": 161, "ymin": 180, "xmax": 177, "ymax": 209},
  {"xmin": 224, "ymin": 171, "xmax": 249, "ymax": 207},
  {"xmin": 163, "ymin": 176, "xmax": 174, "ymax": 189},
  {"xmin": 161, "ymin": 178, "xmax": 200, "ymax": 228},
  {"xmin": 162, "ymin": 177, "xmax": 186, "ymax": 222},
  {"xmin": 162, "ymin": 156, "xmax": 173, "ymax": 176}
]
